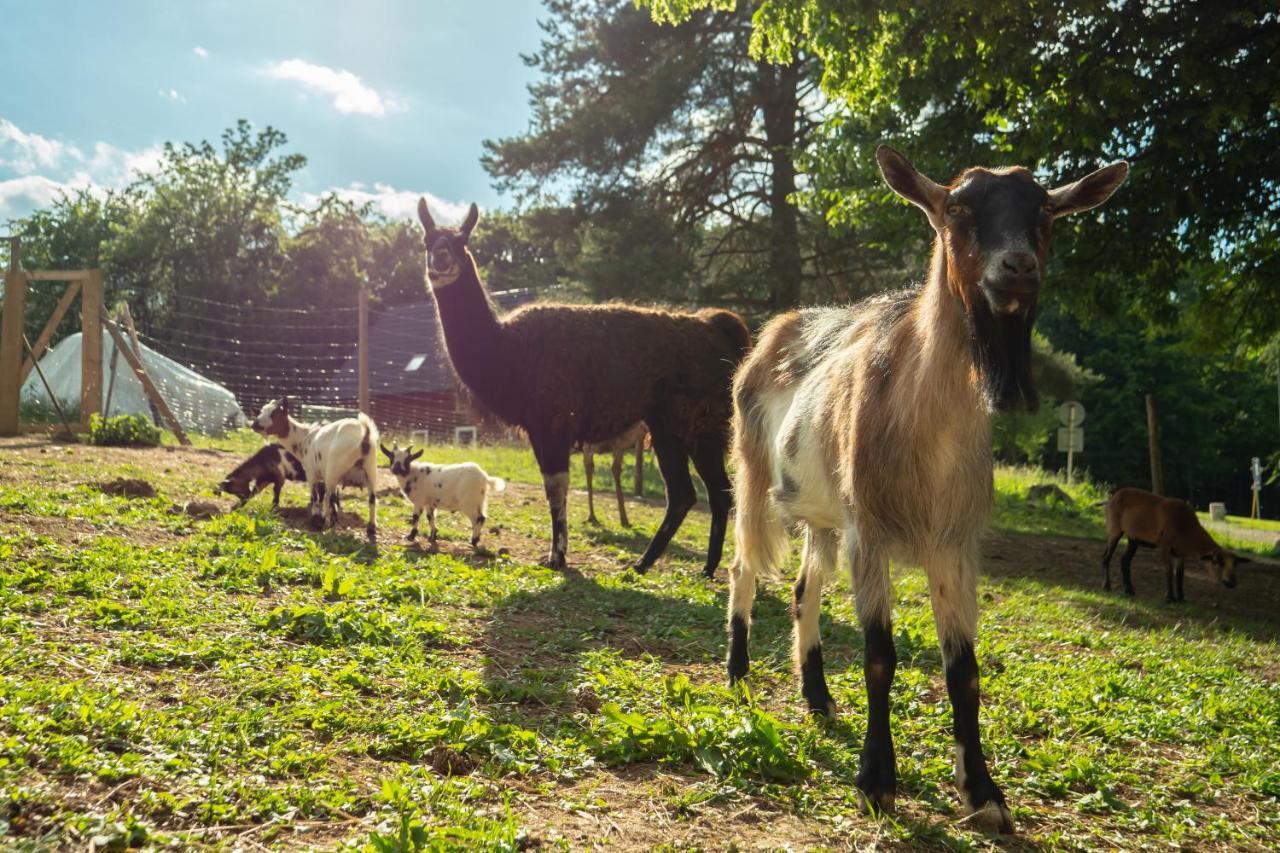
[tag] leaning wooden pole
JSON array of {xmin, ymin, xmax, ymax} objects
[
  {"xmin": 24, "ymin": 333, "xmax": 75, "ymax": 438},
  {"xmin": 100, "ymin": 308, "xmax": 191, "ymax": 446},
  {"xmin": 1145, "ymin": 393, "xmax": 1164, "ymax": 496},
  {"xmin": 0, "ymin": 238, "xmax": 26, "ymax": 436}
]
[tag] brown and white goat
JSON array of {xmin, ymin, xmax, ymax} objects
[
  {"xmin": 1101, "ymin": 487, "xmax": 1246, "ymax": 602},
  {"xmin": 217, "ymin": 444, "xmax": 307, "ymax": 508},
  {"xmin": 728, "ymin": 146, "xmax": 1127, "ymax": 832},
  {"xmin": 252, "ymin": 396, "xmax": 380, "ymax": 543},
  {"xmin": 581, "ymin": 422, "xmax": 647, "ymax": 527}
]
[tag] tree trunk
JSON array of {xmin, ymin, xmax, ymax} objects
[{"xmin": 759, "ymin": 59, "xmax": 802, "ymax": 312}]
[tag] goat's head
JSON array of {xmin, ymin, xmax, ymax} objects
[
  {"xmin": 417, "ymin": 199, "xmax": 479, "ymax": 290},
  {"xmin": 381, "ymin": 442, "xmax": 424, "ymax": 478},
  {"xmin": 876, "ymin": 145, "xmax": 1128, "ymax": 411},
  {"xmin": 216, "ymin": 472, "xmax": 253, "ymax": 502},
  {"xmin": 1204, "ymin": 549, "xmax": 1247, "ymax": 589},
  {"xmin": 252, "ymin": 396, "xmax": 292, "ymax": 438}
]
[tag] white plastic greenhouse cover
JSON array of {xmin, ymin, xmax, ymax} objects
[{"xmin": 20, "ymin": 333, "xmax": 248, "ymax": 435}]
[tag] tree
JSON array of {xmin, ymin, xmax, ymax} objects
[{"xmin": 483, "ymin": 0, "xmax": 837, "ymax": 311}]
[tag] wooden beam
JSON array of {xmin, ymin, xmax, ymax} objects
[
  {"xmin": 119, "ymin": 303, "xmax": 160, "ymax": 425},
  {"xmin": 26, "ymin": 270, "xmax": 92, "ymax": 281},
  {"xmin": 19, "ymin": 280, "xmax": 80, "ymax": 386},
  {"xmin": 0, "ymin": 270, "xmax": 27, "ymax": 435},
  {"xmin": 100, "ymin": 309, "xmax": 191, "ymax": 446},
  {"xmin": 80, "ymin": 270, "xmax": 103, "ymax": 427}
]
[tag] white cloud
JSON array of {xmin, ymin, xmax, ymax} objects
[
  {"xmin": 193, "ymin": 46, "xmax": 208, "ymax": 59},
  {"xmin": 158, "ymin": 88, "xmax": 186, "ymax": 103},
  {"xmin": 0, "ymin": 174, "xmax": 83, "ymax": 218},
  {"xmin": 263, "ymin": 59, "xmax": 405, "ymax": 117},
  {"xmin": 0, "ymin": 118, "xmax": 80, "ymax": 174},
  {"xmin": 303, "ymin": 183, "xmax": 468, "ymax": 224}
]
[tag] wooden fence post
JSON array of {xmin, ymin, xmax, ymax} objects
[
  {"xmin": 1145, "ymin": 393, "xmax": 1164, "ymax": 496},
  {"xmin": 80, "ymin": 269, "xmax": 104, "ymax": 428},
  {"xmin": 358, "ymin": 286, "xmax": 370, "ymax": 415},
  {"xmin": 0, "ymin": 264, "xmax": 27, "ymax": 436}
]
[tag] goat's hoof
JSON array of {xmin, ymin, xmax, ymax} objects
[
  {"xmin": 542, "ymin": 553, "xmax": 567, "ymax": 571},
  {"xmin": 404, "ymin": 533, "xmax": 417, "ymax": 542},
  {"xmin": 308, "ymin": 517, "xmax": 325, "ymax": 531},
  {"xmin": 963, "ymin": 799, "xmax": 1014, "ymax": 834},
  {"xmin": 630, "ymin": 562, "xmax": 651, "ymax": 575},
  {"xmin": 586, "ymin": 516, "xmax": 600, "ymax": 527},
  {"xmin": 853, "ymin": 787, "xmax": 894, "ymax": 817},
  {"xmin": 700, "ymin": 564, "xmax": 717, "ymax": 580}
]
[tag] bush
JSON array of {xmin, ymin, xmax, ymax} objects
[{"xmin": 88, "ymin": 413, "xmax": 161, "ymax": 447}]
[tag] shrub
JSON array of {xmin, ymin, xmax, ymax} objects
[{"xmin": 88, "ymin": 413, "xmax": 161, "ymax": 447}]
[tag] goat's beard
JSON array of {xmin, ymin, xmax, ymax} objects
[{"xmin": 968, "ymin": 298, "xmax": 1039, "ymax": 413}]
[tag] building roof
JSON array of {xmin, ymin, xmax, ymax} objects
[{"xmin": 335, "ymin": 289, "xmax": 536, "ymax": 399}]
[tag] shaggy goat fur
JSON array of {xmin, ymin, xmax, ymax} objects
[
  {"xmin": 1101, "ymin": 487, "xmax": 1246, "ymax": 601},
  {"xmin": 218, "ymin": 444, "xmax": 307, "ymax": 508},
  {"xmin": 382, "ymin": 444, "xmax": 505, "ymax": 548},
  {"xmin": 252, "ymin": 397, "xmax": 380, "ymax": 543},
  {"xmin": 580, "ymin": 421, "xmax": 647, "ymax": 527},
  {"xmin": 417, "ymin": 199, "xmax": 749, "ymax": 575},
  {"xmin": 727, "ymin": 146, "xmax": 1127, "ymax": 832}
]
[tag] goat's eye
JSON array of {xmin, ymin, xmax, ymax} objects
[{"xmin": 946, "ymin": 203, "xmax": 967, "ymax": 217}]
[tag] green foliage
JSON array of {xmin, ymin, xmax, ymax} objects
[{"xmin": 87, "ymin": 413, "xmax": 161, "ymax": 448}]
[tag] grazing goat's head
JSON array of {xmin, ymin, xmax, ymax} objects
[
  {"xmin": 252, "ymin": 396, "xmax": 291, "ymax": 438},
  {"xmin": 1205, "ymin": 549, "xmax": 1247, "ymax": 589},
  {"xmin": 417, "ymin": 199, "xmax": 479, "ymax": 290},
  {"xmin": 876, "ymin": 146, "xmax": 1128, "ymax": 412},
  {"xmin": 381, "ymin": 443, "xmax": 424, "ymax": 478}
]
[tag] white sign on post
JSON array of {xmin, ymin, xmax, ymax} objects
[
  {"xmin": 1057, "ymin": 401, "xmax": 1085, "ymax": 482},
  {"xmin": 1057, "ymin": 427, "xmax": 1084, "ymax": 452}
]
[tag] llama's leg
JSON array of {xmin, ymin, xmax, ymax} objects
[
  {"xmin": 1119, "ymin": 539, "xmax": 1140, "ymax": 596},
  {"xmin": 406, "ymin": 509, "xmax": 420, "ymax": 542},
  {"xmin": 794, "ymin": 526, "xmax": 838, "ymax": 716},
  {"xmin": 849, "ymin": 534, "xmax": 896, "ymax": 814},
  {"xmin": 612, "ymin": 450, "xmax": 629, "ymax": 528},
  {"xmin": 633, "ymin": 429, "xmax": 695, "ymax": 574},
  {"xmin": 1101, "ymin": 534, "xmax": 1121, "ymax": 591},
  {"xmin": 925, "ymin": 546, "xmax": 1013, "ymax": 834},
  {"xmin": 584, "ymin": 449, "xmax": 599, "ymax": 525},
  {"xmin": 531, "ymin": 435, "xmax": 572, "ymax": 570},
  {"xmin": 689, "ymin": 434, "xmax": 733, "ymax": 579}
]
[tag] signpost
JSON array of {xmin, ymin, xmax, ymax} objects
[
  {"xmin": 1251, "ymin": 456, "xmax": 1262, "ymax": 519},
  {"xmin": 1057, "ymin": 401, "xmax": 1085, "ymax": 483}
]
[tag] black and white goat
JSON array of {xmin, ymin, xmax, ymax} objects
[
  {"xmin": 252, "ymin": 396, "xmax": 380, "ymax": 542},
  {"xmin": 381, "ymin": 444, "xmax": 505, "ymax": 548},
  {"xmin": 728, "ymin": 146, "xmax": 1127, "ymax": 832},
  {"xmin": 217, "ymin": 444, "xmax": 307, "ymax": 508}
]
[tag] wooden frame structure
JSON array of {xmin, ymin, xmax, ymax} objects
[{"xmin": 0, "ymin": 240, "xmax": 103, "ymax": 436}]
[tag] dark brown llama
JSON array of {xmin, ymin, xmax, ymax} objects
[
  {"xmin": 417, "ymin": 200, "xmax": 749, "ymax": 575},
  {"xmin": 728, "ymin": 146, "xmax": 1127, "ymax": 831}
]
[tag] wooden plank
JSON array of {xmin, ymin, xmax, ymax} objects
[
  {"xmin": 80, "ymin": 269, "xmax": 104, "ymax": 428},
  {"xmin": 0, "ymin": 270, "xmax": 27, "ymax": 435},
  {"xmin": 100, "ymin": 309, "xmax": 191, "ymax": 446},
  {"xmin": 20, "ymin": 422, "xmax": 84, "ymax": 435},
  {"xmin": 19, "ymin": 280, "xmax": 80, "ymax": 386},
  {"xmin": 26, "ymin": 270, "xmax": 92, "ymax": 281}
]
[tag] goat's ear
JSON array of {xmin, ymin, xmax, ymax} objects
[
  {"xmin": 1048, "ymin": 161, "xmax": 1129, "ymax": 217},
  {"xmin": 279, "ymin": 395, "xmax": 290, "ymax": 413},
  {"xmin": 417, "ymin": 197, "xmax": 436, "ymax": 234},
  {"xmin": 380, "ymin": 443, "xmax": 393, "ymax": 460},
  {"xmin": 877, "ymin": 145, "xmax": 948, "ymax": 231},
  {"xmin": 409, "ymin": 449, "xmax": 424, "ymax": 463},
  {"xmin": 460, "ymin": 203, "xmax": 479, "ymax": 241}
]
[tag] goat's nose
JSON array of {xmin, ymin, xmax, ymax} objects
[{"xmin": 1001, "ymin": 251, "xmax": 1038, "ymax": 277}]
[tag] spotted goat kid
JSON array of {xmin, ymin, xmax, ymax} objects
[
  {"xmin": 217, "ymin": 444, "xmax": 307, "ymax": 508},
  {"xmin": 382, "ymin": 444, "xmax": 505, "ymax": 548},
  {"xmin": 727, "ymin": 146, "xmax": 1127, "ymax": 832}
]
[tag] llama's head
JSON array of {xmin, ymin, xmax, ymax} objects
[
  {"xmin": 417, "ymin": 199, "xmax": 479, "ymax": 289},
  {"xmin": 252, "ymin": 396, "xmax": 292, "ymax": 438},
  {"xmin": 381, "ymin": 442, "xmax": 424, "ymax": 478},
  {"xmin": 876, "ymin": 145, "xmax": 1127, "ymax": 412}
]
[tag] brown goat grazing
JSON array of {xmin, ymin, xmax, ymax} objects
[
  {"xmin": 728, "ymin": 145, "xmax": 1126, "ymax": 831},
  {"xmin": 1101, "ymin": 487, "xmax": 1246, "ymax": 602},
  {"xmin": 217, "ymin": 444, "xmax": 307, "ymax": 508},
  {"xmin": 417, "ymin": 200, "xmax": 749, "ymax": 576},
  {"xmin": 580, "ymin": 422, "xmax": 647, "ymax": 527}
]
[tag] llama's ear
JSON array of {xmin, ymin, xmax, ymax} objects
[
  {"xmin": 380, "ymin": 444, "xmax": 393, "ymax": 460},
  {"xmin": 417, "ymin": 197, "xmax": 436, "ymax": 234},
  {"xmin": 460, "ymin": 203, "xmax": 479, "ymax": 241},
  {"xmin": 1048, "ymin": 161, "xmax": 1129, "ymax": 217},
  {"xmin": 876, "ymin": 145, "xmax": 947, "ymax": 231}
]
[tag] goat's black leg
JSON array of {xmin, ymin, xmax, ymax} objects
[
  {"xmin": 794, "ymin": 527, "xmax": 837, "ymax": 716},
  {"xmin": 406, "ymin": 509, "xmax": 420, "ymax": 542},
  {"xmin": 271, "ymin": 477, "xmax": 283, "ymax": 509},
  {"xmin": 531, "ymin": 435, "xmax": 572, "ymax": 570},
  {"xmin": 308, "ymin": 482, "xmax": 325, "ymax": 531},
  {"xmin": 427, "ymin": 508, "xmax": 438, "ymax": 544},
  {"xmin": 633, "ymin": 429, "xmax": 695, "ymax": 574},
  {"xmin": 850, "ymin": 541, "xmax": 896, "ymax": 813},
  {"xmin": 365, "ymin": 486, "xmax": 377, "ymax": 544},
  {"xmin": 1101, "ymin": 534, "xmax": 1121, "ymax": 591},
  {"xmin": 689, "ymin": 434, "xmax": 732, "ymax": 579},
  {"xmin": 1119, "ymin": 539, "xmax": 1140, "ymax": 596}
]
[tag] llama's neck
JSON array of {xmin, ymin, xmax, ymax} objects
[{"xmin": 429, "ymin": 253, "xmax": 505, "ymax": 394}]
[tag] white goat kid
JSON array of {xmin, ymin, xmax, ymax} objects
[
  {"xmin": 252, "ymin": 396, "xmax": 380, "ymax": 543},
  {"xmin": 382, "ymin": 444, "xmax": 505, "ymax": 548}
]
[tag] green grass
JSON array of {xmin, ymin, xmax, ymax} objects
[{"xmin": 1, "ymin": 439, "xmax": 1277, "ymax": 849}]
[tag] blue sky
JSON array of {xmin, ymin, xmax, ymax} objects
[{"xmin": 0, "ymin": 0, "xmax": 545, "ymax": 225}]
